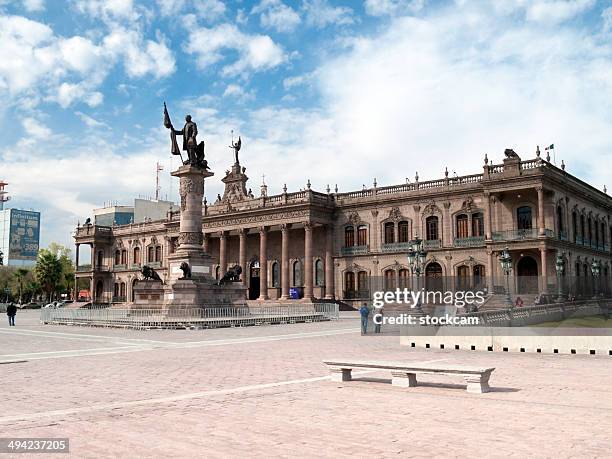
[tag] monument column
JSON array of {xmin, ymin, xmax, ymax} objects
[
  {"xmin": 239, "ymin": 228, "xmax": 248, "ymax": 283},
  {"xmin": 258, "ymin": 227, "xmax": 269, "ymax": 300},
  {"xmin": 219, "ymin": 231, "xmax": 227, "ymax": 275},
  {"xmin": 280, "ymin": 224, "xmax": 290, "ymax": 299},
  {"xmin": 203, "ymin": 233, "xmax": 210, "ymax": 253},
  {"xmin": 325, "ymin": 225, "xmax": 335, "ymax": 299},
  {"xmin": 540, "ymin": 243, "xmax": 548, "ymax": 293},
  {"xmin": 537, "ymin": 186, "xmax": 546, "ymax": 236},
  {"xmin": 304, "ymin": 222, "xmax": 314, "ymax": 300}
]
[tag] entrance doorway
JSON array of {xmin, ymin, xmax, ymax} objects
[
  {"xmin": 425, "ymin": 262, "xmax": 443, "ymax": 303},
  {"xmin": 517, "ymin": 255, "xmax": 538, "ymax": 294},
  {"xmin": 95, "ymin": 280, "xmax": 104, "ymax": 302},
  {"xmin": 249, "ymin": 260, "xmax": 260, "ymax": 300}
]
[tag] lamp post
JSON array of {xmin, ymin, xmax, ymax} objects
[
  {"xmin": 591, "ymin": 259, "xmax": 601, "ymax": 297},
  {"xmin": 499, "ymin": 247, "xmax": 513, "ymax": 308},
  {"xmin": 407, "ymin": 237, "xmax": 428, "ymax": 313},
  {"xmin": 555, "ymin": 251, "xmax": 565, "ymax": 302}
]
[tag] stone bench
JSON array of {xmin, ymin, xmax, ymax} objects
[{"xmin": 323, "ymin": 359, "xmax": 495, "ymax": 393}]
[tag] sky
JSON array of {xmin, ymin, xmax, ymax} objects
[{"xmin": 1, "ymin": 0, "xmax": 612, "ymax": 250}]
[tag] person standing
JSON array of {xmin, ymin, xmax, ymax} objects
[
  {"xmin": 374, "ymin": 306, "xmax": 384, "ymax": 333},
  {"xmin": 359, "ymin": 303, "xmax": 370, "ymax": 335},
  {"xmin": 6, "ymin": 302, "xmax": 16, "ymax": 326}
]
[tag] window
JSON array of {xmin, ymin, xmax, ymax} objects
[
  {"xmin": 572, "ymin": 212, "xmax": 577, "ymax": 242},
  {"xmin": 426, "ymin": 216, "xmax": 439, "ymax": 241},
  {"xmin": 588, "ymin": 218, "xmax": 593, "ymax": 244},
  {"xmin": 398, "ymin": 221, "xmax": 410, "ymax": 243},
  {"xmin": 457, "ymin": 265, "xmax": 470, "ymax": 289},
  {"xmin": 315, "ymin": 259, "xmax": 324, "ymax": 287},
  {"xmin": 215, "ymin": 266, "xmax": 220, "ymax": 280},
  {"xmin": 384, "ymin": 269, "xmax": 395, "ymax": 291},
  {"xmin": 580, "ymin": 215, "xmax": 585, "ymax": 240},
  {"xmin": 456, "ymin": 214, "xmax": 469, "ymax": 238},
  {"xmin": 121, "ymin": 250, "xmax": 127, "ymax": 264},
  {"xmin": 601, "ymin": 222, "xmax": 606, "ymax": 246},
  {"xmin": 133, "ymin": 247, "xmax": 141, "ymax": 265},
  {"xmin": 357, "ymin": 271, "xmax": 368, "ymax": 292},
  {"xmin": 148, "ymin": 246, "xmax": 155, "ymax": 263},
  {"xmin": 345, "ymin": 272, "xmax": 355, "ymax": 292},
  {"xmin": 155, "ymin": 246, "xmax": 162, "ymax": 262},
  {"xmin": 115, "ymin": 250, "xmax": 121, "ymax": 265},
  {"xmin": 114, "ymin": 283, "xmax": 119, "ymax": 297},
  {"xmin": 293, "ymin": 260, "xmax": 303, "ymax": 286},
  {"xmin": 399, "ymin": 268, "xmax": 410, "ymax": 289},
  {"xmin": 120, "ymin": 282, "xmax": 126, "ymax": 298},
  {"xmin": 344, "ymin": 226, "xmax": 355, "ymax": 247},
  {"xmin": 557, "ymin": 205, "xmax": 564, "ymax": 235},
  {"xmin": 97, "ymin": 251, "xmax": 103, "ymax": 267},
  {"xmin": 271, "ymin": 262, "xmax": 280, "ymax": 287},
  {"xmin": 357, "ymin": 225, "xmax": 367, "ymax": 246},
  {"xmin": 384, "ymin": 222, "xmax": 395, "ymax": 244},
  {"xmin": 517, "ymin": 206, "xmax": 532, "ymax": 230},
  {"xmin": 575, "ymin": 262, "xmax": 580, "ymax": 277},
  {"xmin": 472, "ymin": 213, "xmax": 484, "ymax": 237},
  {"xmin": 473, "ymin": 265, "xmax": 486, "ymax": 289},
  {"xmin": 595, "ymin": 221, "xmax": 599, "ymax": 247}
]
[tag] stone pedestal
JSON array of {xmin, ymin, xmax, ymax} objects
[
  {"xmin": 161, "ymin": 164, "xmax": 247, "ymax": 310},
  {"xmin": 132, "ymin": 280, "xmax": 165, "ymax": 309}
]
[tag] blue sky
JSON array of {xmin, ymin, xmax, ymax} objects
[{"xmin": 1, "ymin": 0, "xmax": 612, "ymax": 250}]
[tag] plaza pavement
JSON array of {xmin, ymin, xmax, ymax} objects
[{"xmin": 1, "ymin": 310, "xmax": 611, "ymax": 458}]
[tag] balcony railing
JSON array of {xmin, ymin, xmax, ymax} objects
[
  {"xmin": 453, "ymin": 236, "xmax": 485, "ymax": 248},
  {"xmin": 491, "ymin": 228, "xmax": 553, "ymax": 241},
  {"xmin": 381, "ymin": 242, "xmax": 412, "ymax": 253},
  {"xmin": 76, "ymin": 265, "xmax": 110, "ymax": 273},
  {"xmin": 341, "ymin": 245, "xmax": 369, "ymax": 256},
  {"xmin": 423, "ymin": 239, "xmax": 441, "ymax": 249},
  {"xmin": 114, "ymin": 264, "xmax": 127, "ymax": 270},
  {"xmin": 147, "ymin": 261, "xmax": 162, "ymax": 268},
  {"xmin": 343, "ymin": 290, "xmax": 370, "ymax": 300},
  {"xmin": 112, "ymin": 296, "xmax": 126, "ymax": 303},
  {"xmin": 130, "ymin": 263, "xmax": 142, "ymax": 270}
]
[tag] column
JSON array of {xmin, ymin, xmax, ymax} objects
[
  {"xmin": 239, "ymin": 228, "xmax": 248, "ymax": 283},
  {"xmin": 540, "ymin": 243, "xmax": 548, "ymax": 293},
  {"xmin": 325, "ymin": 225, "xmax": 335, "ymax": 299},
  {"xmin": 258, "ymin": 227, "xmax": 269, "ymax": 300},
  {"xmin": 219, "ymin": 231, "xmax": 227, "ymax": 275},
  {"xmin": 280, "ymin": 224, "xmax": 290, "ymax": 299},
  {"xmin": 485, "ymin": 192, "xmax": 493, "ymax": 240},
  {"xmin": 203, "ymin": 233, "xmax": 210, "ymax": 253},
  {"xmin": 468, "ymin": 213, "xmax": 473, "ymax": 237},
  {"xmin": 74, "ymin": 243, "xmax": 80, "ymax": 301},
  {"xmin": 304, "ymin": 222, "xmax": 314, "ymax": 300},
  {"xmin": 537, "ymin": 186, "xmax": 546, "ymax": 236},
  {"xmin": 90, "ymin": 243, "xmax": 96, "ymax": 269},
  {"xmin": 487, "ymin": 250, "xmax": 495, "ymax": 293}
]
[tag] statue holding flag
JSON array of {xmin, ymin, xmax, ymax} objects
[{"xmin": 163, "ymin": 102, "xmax": 208, "ymax": 169}]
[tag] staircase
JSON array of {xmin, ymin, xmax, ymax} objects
[{"xmin": 478, "ymin": 294, "xmax": 539, "ymax": 311}]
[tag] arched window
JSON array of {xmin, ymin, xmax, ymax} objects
[
  {"xmin": 398, "ymin": 221, "xmax": 410, "ymax": 243},
  {"xmin": 517, "ymin": 206, "xmax": 532, "ymax": 230},
  {"xmin": 271, "ymin": 262, "xmax": 280, "ymax": 287},
  {"xmin": 114, "ymin": 283, "xmax": 119, "ymax": 297},
  {"xmin": 384, "ymin": 269, "xmax": 395, "ymax": 291},
  {"xmin": 575, "ymin": 262, "xmax": 580, "ymax": 277},
  {"xmin": 357, "ymin": 225, "xmax": 368, "ymax": 246},
  {"xmin": 344, "ymin": 226, "xmax": 355, "ymax": 247},
  {"xmin": 133, "ymin": 247, "xmax": 141, "ymax": 265},
  {"xmin": 344, "ymin": 272, "xmax": 355, "ymax": 293},
  {"xmin": 426, "ymin": 216, "xmax": 439, "ymax": 241},
  {"xmin": 398, "ymin": 268, "xmax": 409, "ymax": 289},
  {"xmin": 384, "ymin": 222, "xmax": 395, "ymax": 244},
  {"xmin": 121, "ymin": 249, "xmax": 127, "ymax": 264},
  {"xmin": 215, "ymin": 266, "xmax": 220, "ymax": 280},
  {"xmin": 315, "ymin": 259, "xmax": 324, "ymax": 286},
  {"xmin": 120, "ymin": 282, "xmax": 126, "ymax": 298},
  {"xmin": 588, "ymin": 218, "xmax": 593, "ymax": 245},
  {"xmin": 557, "ymin": 205, "xmax": 564, "ymax": 237},
  {"xmin": 293, "ymin": 260, "xmax": 303, "ymax": 286},
  {"xmin": 357, "ymin": 271, "xmax": 368, "ymax": 293},
  {"xmin": 457, "ymin": 265, "xmax": 470, "ymax": 289},
  {"xmin": 572, "ymin": 211, "xmax": 578, "ymax": 242},
  {"xmin": 473, "ymin": 265, "xmax": 486, "ymax": 289},
  {"xmin": 456, "ymin": 214, "xmax": 469, "ymax": 238},
  {"xmin": 580, "ymin": 214, "xmax": 585, "ymax": 241},
  {"xmin": 148, "ymin": 246, "xmax": 155, "ymax": 263},
  {"xmin": 115, "ymin": 250, "xmax": 121, "ymax": 265},
  {"xmin": 155, "ymin": 246, "xmax": 162, "ymax": 262},
  {"xmin": 472, "ymin": 213, "xmax": 484, "ymax": 237},
  {"xmin": 97, "ymin": 250, "xmax": 103, "ymax": 267},
  {"xmin": 601, "ymin": 222, "xmax": 606, "ymax": 247}
]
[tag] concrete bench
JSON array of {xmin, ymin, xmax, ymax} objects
[{"xmin": 323, "ymin": 359, "xmax": 495, "ymax": 393}]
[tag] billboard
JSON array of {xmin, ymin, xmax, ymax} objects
[{"xmin": 8, "ymin": 209, "xmax": 40, "ymax": 260}]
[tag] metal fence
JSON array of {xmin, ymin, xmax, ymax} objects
[{"xmin": 40, "ymin": 303, "xmax": 339, "ymax": 329}]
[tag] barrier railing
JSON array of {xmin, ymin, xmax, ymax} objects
[{"xmin": 40, "ymin": 303, "xmax": 339, "ymax": 329}]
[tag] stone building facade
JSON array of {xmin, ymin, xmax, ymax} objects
[{"xmin": 74, "ymin": 150, "xmax": 612, "ymax": 306}]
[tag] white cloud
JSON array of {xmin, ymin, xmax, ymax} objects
[
  {"xmin": 282, "ymin": 72, "xmax": 314, "ymax": 90},
  {"xmin": 526, "ymin": 0, "xmax": 596, "ymax": 24},
  {"xmin": 252, "ymin": 0, "xmax": 301, "ymax": 33},
  {"xmin": 302, "ymin": 0, "xmax": 354, "ymax": 28},
  {"xmin": 75, "ymin": 111, "xmax": 108, "ymax": 128},
  {"xmin": 364, "ymin": 0, "xmax": 425, "ymax": 16},
  {"xmin": 23, "ymin": 0, "xmax": 44, "ymax": 12},
  {"xmin": 184, "ymin": 22, "xmax": 285, "ymax": 76},
  {"xmin": 22, "ymin": 117, "xmax": 52, "ymax": 139},
  {"xmin": 74, "ymin": 0, "xmax": 139, "ymax": 22},
  {"xmin": 157, "ymin": 0, "xmax": 225, "ymax": 21},
  {"xmin": 602, "ymin": 7, "xmax": 612, "ymax": 32},
  {"xmin": 223, "ymin": 84, "xmax": 255, "ymax": 102}
]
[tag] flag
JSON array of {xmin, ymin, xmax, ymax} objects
[
  {"xmin": 163, "ymin": 102, "xmax": 172, "ymax": 129},
  {"xmin": 545, "ymin": 144, "xmax": 554, "ymax": 150},
  {"xmin": 163, "ymin": 102, "xmax": 181, "ymax": 156}
]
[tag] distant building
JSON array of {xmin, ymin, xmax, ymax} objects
[
  {"xmin": 0, "ymin": 208, "xmax": 41, "ymax": 267},
  {"xmin": 134, "ymin": 198, "xmax": 178, "ymax": 223},
  {"xmin": 93, "ymin": 205, "xmax": 134, "ymax": 226}
]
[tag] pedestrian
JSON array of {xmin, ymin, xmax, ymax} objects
[
  {"xmin": 359, "ymin": 303, "xmax": 370, "ymax": 335},
  {"xmin": 6, "ymin": 302, "xmax": 17, "ymax": 327},
  {"xmin": 515, "ymin": 297, "xmax": 524, "ymax": 308},
  {"xmin": 374, "ymin": 306, "xmax": 383, "ymax": 334}
]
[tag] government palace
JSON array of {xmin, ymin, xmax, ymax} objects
[{"xmin": 74, "ymin": 147, "xmax": 612, "ymax": 307}]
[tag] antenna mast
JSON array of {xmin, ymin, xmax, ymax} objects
[
  {"xmin": 0, "ymin": 181, "xmax": 10, "ymax": 211},
  {"xmin": 155, "ymin": 162, "xmax": 164, "ymax": 200}
]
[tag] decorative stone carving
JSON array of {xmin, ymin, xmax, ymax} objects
[
  {"xmin": 347, "ymin": 211, "xmax": 361, "ymax": 224},
  {"xmin": 179, "ymin": 176, "xmax": 204, "ymax": 197},
  {"xmin": 422, "ymin": 201, "xmax": 441, "ymax": 216},
  {"xmin": 178, "ymin": 232, "xmax": 203, "ymax": 246},
  {"xmin": 388, "ymin": 206, "xmax": 402, "ymax": 221}
]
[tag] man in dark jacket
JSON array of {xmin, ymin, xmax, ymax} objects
[
  {"xmin": 6, "ymin": 302, "xmax": 16, "ymax": 326},
  {"xmin": 359, "ymin": 303, "xmax": 370, "ymax": 335}
]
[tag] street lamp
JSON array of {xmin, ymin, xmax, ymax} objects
[
  {"xmin": 499, "ymin": 247, "xmax": 513, "ymax": 308},
  {"xmin": 555, "ymin": 251, "xmax": 565, "ymax": 302},
  {"xmin": 407, "ymin": 237, "xmax": 427, "ymax": 313},
  {"xmin": 591, "ymin": 259, "xmax": 601, "ymax": 297}
]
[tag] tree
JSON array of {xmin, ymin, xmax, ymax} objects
[
  {"xmin": 13, "ymin": 268, "xmax": 30, "ymax": 304},
  {"xmin": 34, "ymin": 250, "xmax": 63, "ymax": 302},
  {"xmin": 45, "ymin": 243, "xmax": 75, "ymax": 299}
]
